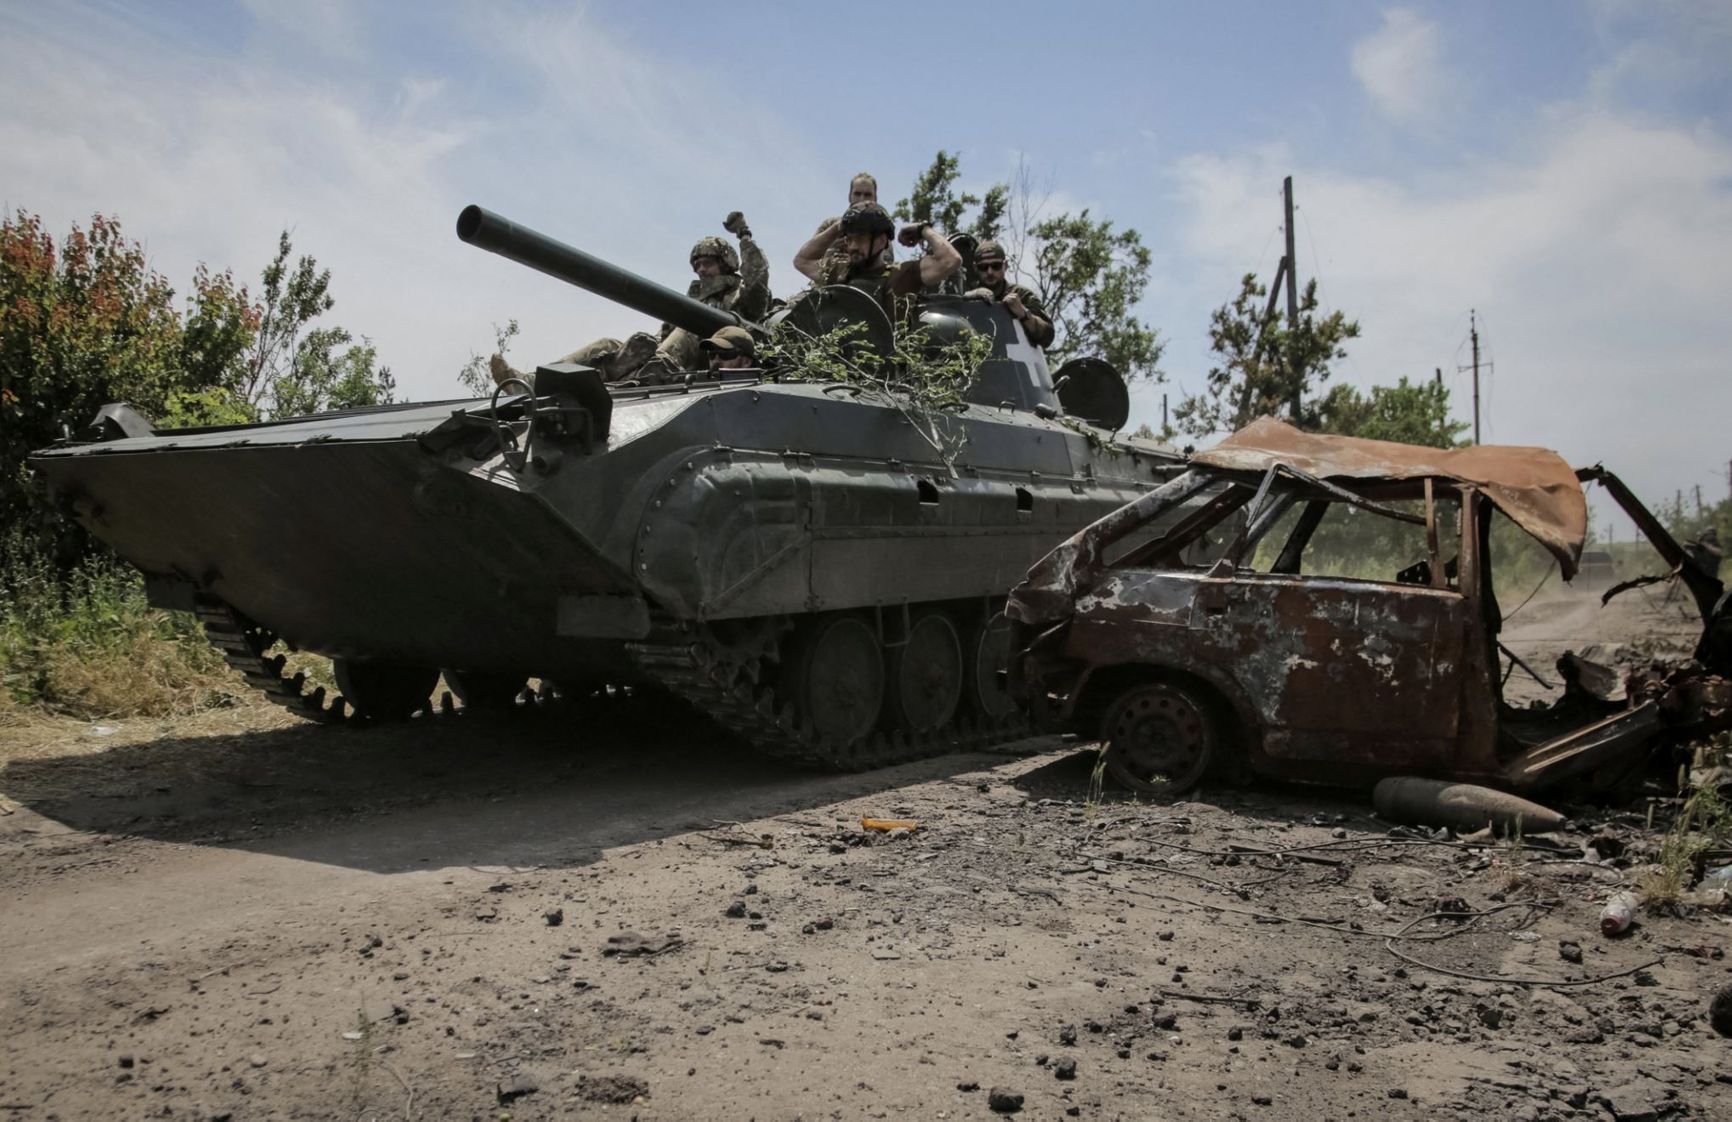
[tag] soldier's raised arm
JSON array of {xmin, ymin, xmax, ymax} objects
[
  {"xmin": 794, "ymin": 220, "xmax": 842, "ymax": 281},
  {"xmin": 725, "ymin": 211, "xmax": 771, "ymax": 319},
  {"xmin": 896, "ymin": 222, "xmax": 962, "ymax": 289}
]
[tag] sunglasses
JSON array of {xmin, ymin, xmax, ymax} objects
[{"xmin": 977, "ymin": 260, "xmax": 1005, "ymax": 271}]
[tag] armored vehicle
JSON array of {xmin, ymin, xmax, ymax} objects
[{"xmin": 30, "ymin": 206, "xmax": 1185, "ymax": 769}]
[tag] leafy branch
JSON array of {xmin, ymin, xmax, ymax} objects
[{"xmin": 762, "ymin": 321, "xmax": 992, "ymax": 474}]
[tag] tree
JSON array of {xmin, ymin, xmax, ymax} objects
[
  {"xmin": 241, "ymin": 231, "xmax": 394, "ymax": 418},
  {"xmin": 1027, "ymin": 211, "xmax": 1163, "ymax": 380},
  {"xmin": 0, "ymin": 211, "xmax": 258, "ymax": 562},
  {"xmin": 898, "ymin": 152, "xmax": 1166, "ymax": 384},
  {"xmin": 1, "ymin": 210, "xmax": 393, "ymax": 567},
  {"xmin": 1174, "ymin": 272, "xmax": 1359, "ymax": 438},
  {"xmin": 894, "ymin": 150, "xmax": 1007, "ymax": 242},
  {"xmin": 1316, "ymin": 376, "xmax": 1467, "ymax": 449}
]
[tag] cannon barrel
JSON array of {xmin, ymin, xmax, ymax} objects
[{"xmin": 456, "ymin": 205, "xmax": 737, "ymax": 340}]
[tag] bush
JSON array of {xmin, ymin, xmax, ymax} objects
[{"xmin": 0, "ymin": 530, "xmax": 241, "ymax": 720}]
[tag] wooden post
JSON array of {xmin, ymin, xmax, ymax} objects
[
  {"xmin": 1470, "ymin": 309, "xmax": 1481, "ymax": 445},
  {"xmin": 1283, "ymin": 176, "xmax": 1300, "ymax": 421}
]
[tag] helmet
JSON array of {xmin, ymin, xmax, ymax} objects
[
  {"xmin": 974, "ymin": 239, "xmax": 1008, "ymax": 264},
  {"xmin": 838, "ymin": 203, "xmax": 894, "ymax": 238},
  {"xmin": 690, "ymin": 236, "xmax": 738, "ymax": 274}
]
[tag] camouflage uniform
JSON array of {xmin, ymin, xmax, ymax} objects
[{"xmin": 635, "ymin": 233, "xmax": 770, "ymax": 382}]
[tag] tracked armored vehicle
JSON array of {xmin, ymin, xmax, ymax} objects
[{"xmin": 29, "ymin": 206, "xmax": 1185, "ymax": 768}]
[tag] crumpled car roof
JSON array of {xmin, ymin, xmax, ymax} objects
[{"xmin": 1192, "ymin": 418, "xmax": 1587, "ymax": 577}]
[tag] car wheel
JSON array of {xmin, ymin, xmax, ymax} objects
[{"xmin": 1099, "ymin": 681, "xmax": 1216, "ymax": 795}]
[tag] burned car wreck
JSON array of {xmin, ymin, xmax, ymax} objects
[{"xmin": 1007, "ymin": 418, "xmax": 1732, "ymax": 796}]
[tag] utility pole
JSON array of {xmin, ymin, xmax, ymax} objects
[
  {"xmin": 1283, "ymin": 176, "xmax": 1301, "ymax": 422},
  {"xmin": 1161, "ymin": 393, "xmax": 1168, "ymax": 436},
  {"xmin": 1470, "ymin": 309, "xmax": 1481, "ymax": 445}
]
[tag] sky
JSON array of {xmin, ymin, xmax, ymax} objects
[{"xmin": 3, "ymin": 0, "xmax": 1730, "ymax": 517}]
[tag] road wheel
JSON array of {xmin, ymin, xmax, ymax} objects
[
  {"xmin": 443, "ymin": 670, "xmax": 526, "ymax": 711},
  {"xmin": 1099, "ymin": 681, "xmax": 1215, "ymax": 795},
  {"xmin": 962, "ymin": 609, "xmax": 1018, "ymax": 721},
  {"xmin": 332, "ymin": 659, "xmax": 440, "ymax": 721},
  {"xmin": 884, "ymin": 610, "xmax": 963, "ymax": 733},
  {"xmin": 782, "ymin": 615, "xmax": 884, "ymax": 746}
]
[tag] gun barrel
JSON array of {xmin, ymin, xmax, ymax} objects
[{"xmin": 457, "ymin": 205, "xmax": 736, "ymax": 340}]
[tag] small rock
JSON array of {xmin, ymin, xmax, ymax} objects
[
  {"xmin": 1559, "ymin": 941, "xmax": 1583, "ymax": 964},
  {"xmin": 1252, "ymin": 1094, "xmax": 1274, "ymax": 1106},
  {"xmin": 118, "ymin": 1056, "xmax": 134, "ymax": 1069},
  {"xmin": 1054, "ymin": 1058, "xmax": 1077, "ymax": 1081},
  {"xmin": 987, "ymin": 1086, "xmax": 1024, "ymax": 1113},
  {"xmin": 543, "ymin": 908, "xmax": 564, "ymax": 927},
  {"xmin": 743, "ymin": 883, "xmax": 759, "ymax": 896},
  {"xmin": 812, "ymin": 917, "xmax": 835, "ymax": 930},
  {"xmin": 497, "ymin": 1073, "xmax": 540, "ymax": 1104},
  {"xmin": 1478, "ymin": 1007, "xmax": 1503, "ymax": 1030},
  {"xmin": 1058, "ymin": 1024, "xmax": 1078, "ymax": 1046},
  {"xmin": 1387, "ymin": 1088, "xmax": 1408, "ymax": 1100},
  {"xmin": 1227, "ymin": 1027, "xmax": 1243, "ymax": 1041},
  {"xmin": 724, "ymin": 900, "xmax": 747, "ymax": 919},
  {"xmin": 957, "ymin": 1080, "xmax": 980, "ymax": 1092},
  {"xmin": 248, "ymin": 1055, "xmax": 266, "ymax": 1069},
  {"xmin": 1596, "ymin": 1079, "xmax": 1666, "ymax": 1122}
]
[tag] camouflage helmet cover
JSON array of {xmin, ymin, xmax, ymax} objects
[
  {"xmin": 839, "ymin": 202, "xmax": 895, "ymax": 238},
  {"xmin": 974, "ymin": 239, "xmax": 1008, "ymax": 263},
  {"xmin": 690, "ymin": 235, "xmax": 739, "ymax": 274}
]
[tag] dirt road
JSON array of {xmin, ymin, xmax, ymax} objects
[{"xmin": 3, "ymin": 696, "xmax": 1729, "ymax": 1120}]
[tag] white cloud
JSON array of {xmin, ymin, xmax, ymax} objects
[
  {"xmin": 1350, "ymin": 8, "xmax": 1451, "ymax": 125},
  {"xmin": 1165, "ymin": 109, "xmax": 1732, "ymax": 502}
]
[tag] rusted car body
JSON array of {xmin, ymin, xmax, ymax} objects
[{"xmin": 1007, "ymin": 419, "xmax": 1732, "ymax": 795}]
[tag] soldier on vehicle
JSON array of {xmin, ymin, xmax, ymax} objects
[
  {"xmin": 964, "ymin": 240, "xmax": 1054, "ymax": 348},
  {"xmin": 492, "ymin": 212, "xmax": 768, "ymax": 386},
  {"xmin": 701, "ymin": 325, "xmax": 758, "ymax": 372},
  {"xmin": 812, "ymin": 172, "xmax": 890, "ymax": 283},
  {"xmin": 793, "ymin": 202, "xmax": 961, "ymax": 323}
]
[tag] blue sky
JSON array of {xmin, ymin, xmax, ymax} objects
[{"xmin": 3, "ymin": 0, "xmax": 1730, "ymax": 515}]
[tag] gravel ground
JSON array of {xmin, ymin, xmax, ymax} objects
[{"xmin": 3, "ymin": 680, "xmax": 1730, "ymax": 1120}]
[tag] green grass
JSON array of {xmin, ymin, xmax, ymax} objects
[
  {"xmin": 0, "ymin": 530, "xmax": 242, "ymax": 720},
  {"xmin": 1641, "ymin": 735, "xmax": 1732, "ymax": 906}
]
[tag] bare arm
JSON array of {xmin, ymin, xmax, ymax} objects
[
  {"xmin": 897, "ymin": 224, "xmax": 961, "ymax": 288},
  {"xmin": 794, "ymin": 221, "xmax": 842, "ymax": 281}
]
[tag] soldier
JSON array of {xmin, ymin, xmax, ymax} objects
[
  {"xmin": 965, "ymin": 240, "xmax": 1054, "ymax": 347},
  {"xmin": 700, "ymin": 325, "xmax": 758, "ymax": 372},
  {"xmin": 636, "ymin": 212, "xmax": 770, "ymax": 381},
  {"xmin": 813, "ymin": 172, "xmax": 890, "ymax": 283},
  {"xmin": 793, "ymin": 203, "xmax": 961, "ymax": 323},
  {"xmin": 492, "ymin": 212, "xmax": 768, "ymax": 386}
]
